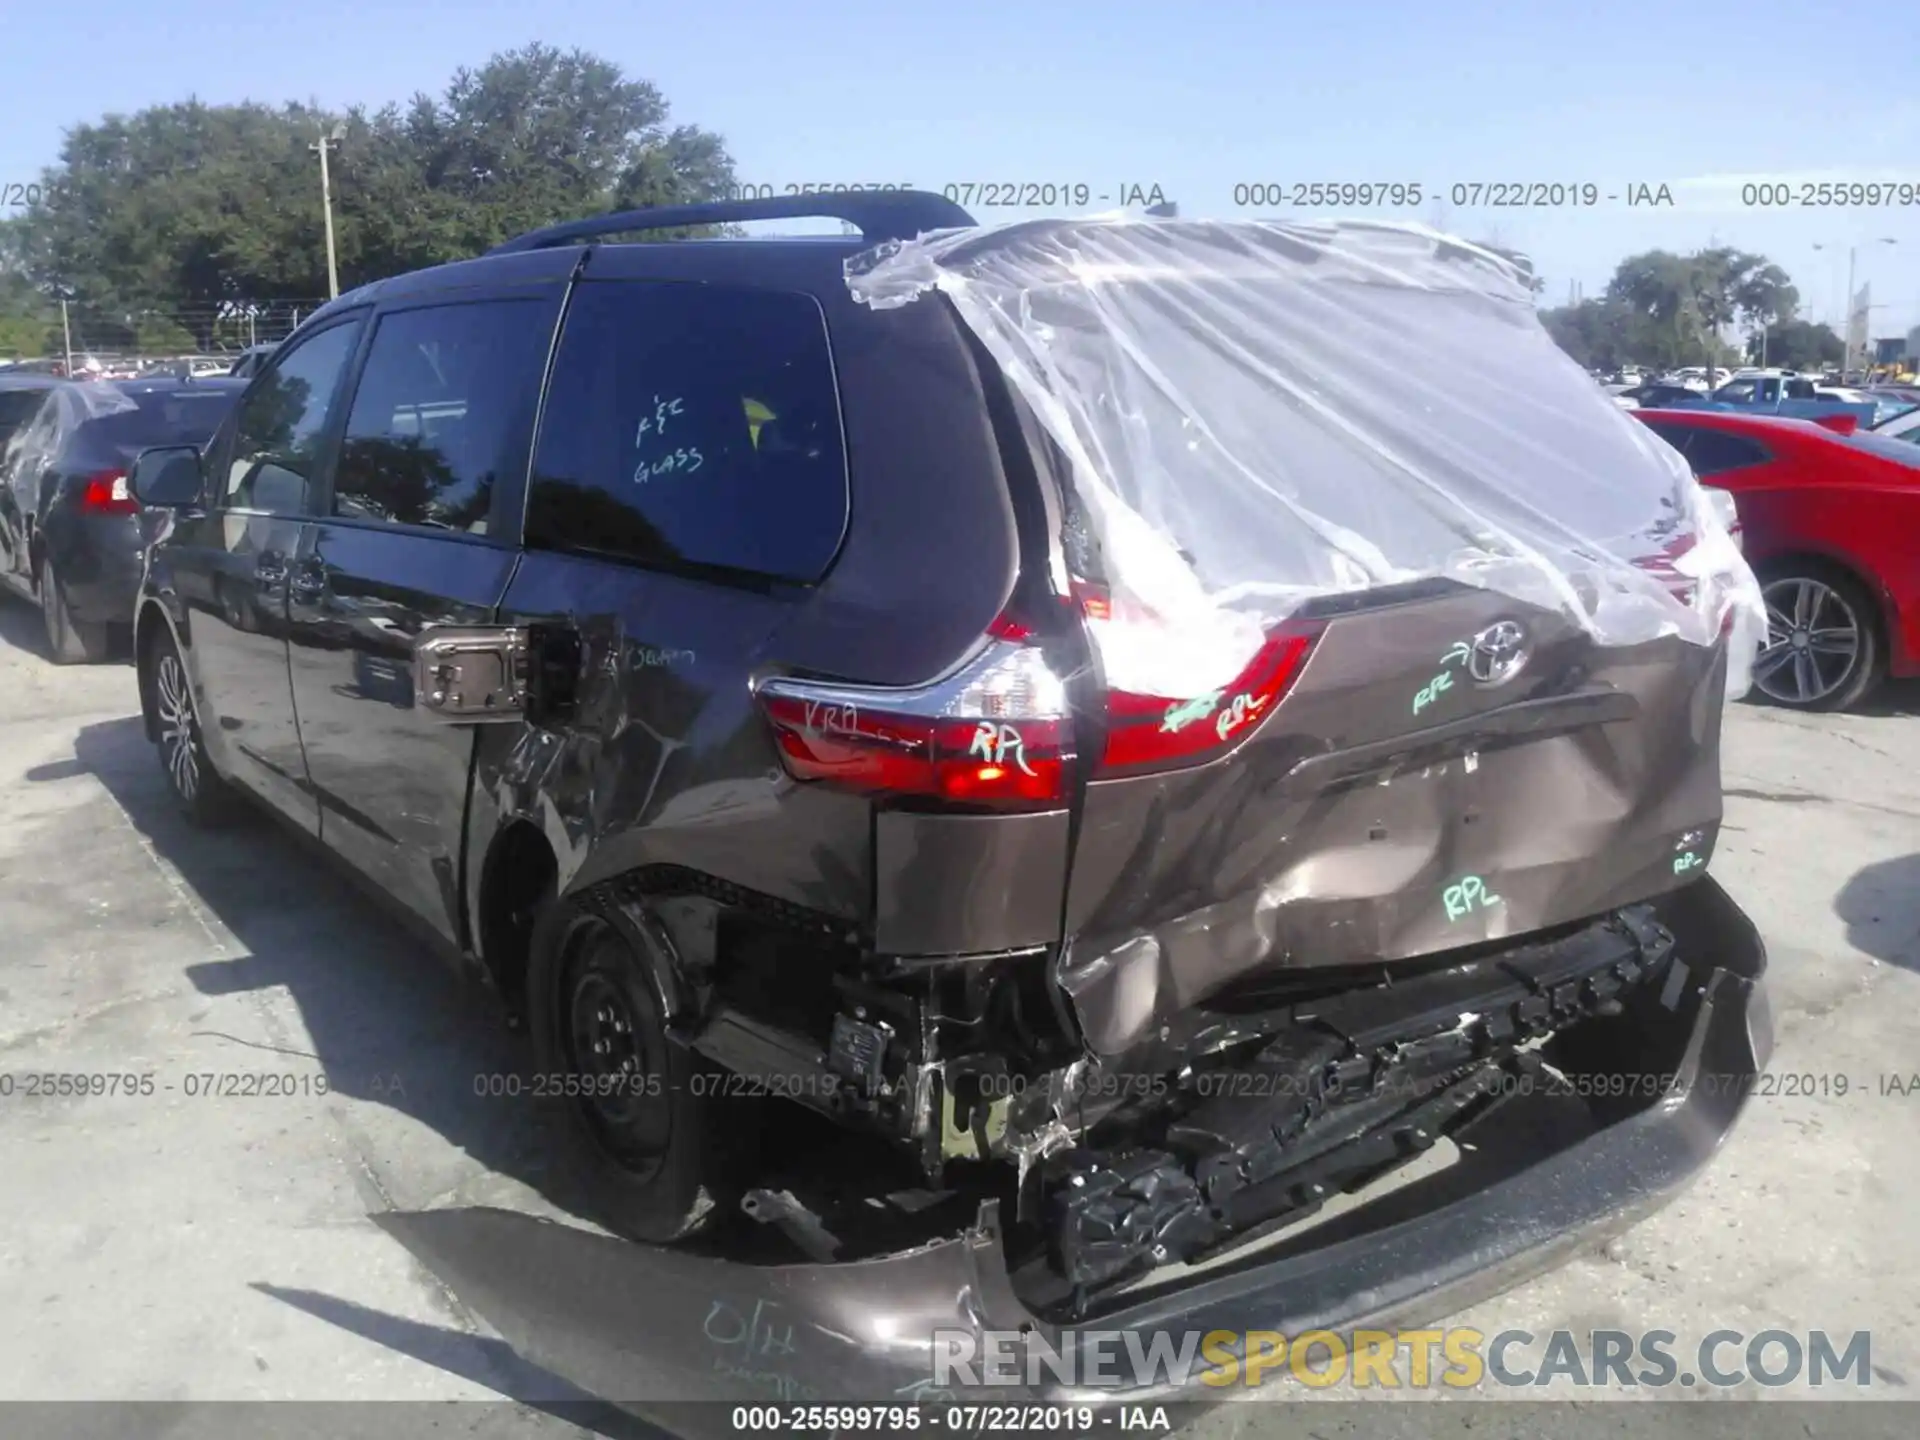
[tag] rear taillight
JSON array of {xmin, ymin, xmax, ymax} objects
[
  {"xmin": 78, "ymin": 469, "xmax": 139, "ymax": 515},
  {"xmin": 756, "ymin": 621, "xmax": 1073, "ymax": 808},
  {"xmin": 1073, "ymin": 581, "xmax": 1316, "ymax": 776}
]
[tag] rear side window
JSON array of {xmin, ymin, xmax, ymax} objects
[
  {"xmin": 525, "ymin": 281, "xmax": 848, "ymax": 583},
  {"xmin": 333, "ymin": 299, "xmax": 553, "ymax": 534},
  {"xmin": 1683, "ymin": 429, "xmax": 1771, "ymax": 476}
]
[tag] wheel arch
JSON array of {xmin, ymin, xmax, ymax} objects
[{"xmin": 475, "ymin": 817, "xmax": 562, "ymax": 1020}]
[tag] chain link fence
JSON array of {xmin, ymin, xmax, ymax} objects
[{"xmin": 3, "ymin": 296, "xmax": 332, "ymax": 376}]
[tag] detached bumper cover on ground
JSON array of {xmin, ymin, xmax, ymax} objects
[{"xmin": 377, "ymin": 876, "xmax": 1769, "ymax": 1431}]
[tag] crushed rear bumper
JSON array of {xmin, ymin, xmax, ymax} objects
[{"xmin": 376, "ymin": 876, "xmax": 1768, "ymax": 1430}]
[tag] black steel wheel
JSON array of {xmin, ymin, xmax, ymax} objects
[{"xmin": 527, "ymin": 893, "xmax": 758, "ymax": 1243}]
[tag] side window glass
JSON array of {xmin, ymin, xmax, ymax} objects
[
  {"xmin": 222, "ymin": 319, "xmax": 363, "ymax": 514},
  {"xmin": 525, "ymin": 281, "xmax": 849, "ymax": 583},
  {"xmin": 1686, "ymin": 431, "xmax": 1767, "ymax": 477},
  {"xmin": 332, "ymin": 299, "xmax": 552, "ymax": 534}
]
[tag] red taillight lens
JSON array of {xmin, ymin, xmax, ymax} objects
[
  {"xmin": 756, "ymin": 622, "xmax": 1074, "ymax": 808},
  {"xmin": 1099, "ymin": 631, "xmax": 1314, "ymax": 772},
  {"xmin": 759, "ymin": 698, "xmax": 1071, "ymax": 804},
  {"xmin": 1071, "ymin": 581, "xmax": 1317, "ymax": 776},
  {"xmin": 79, "ymin": 469, "xmax": 139, "ymax": 515}
]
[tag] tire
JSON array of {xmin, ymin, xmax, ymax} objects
[
  {"xmin": 38, "ymin": 556, "xmax": 109, "ymax": 665},
  {"xmin": 1751, "ymin": 562, "xmax": 1885, "ymax": 712},
  {"xmin": 526, "ymin": 892, "xmax": 759, "ymax": 1244},
  {"xmin": 149, "ymin": 630, "xmax": 238, "ymax": 825}
]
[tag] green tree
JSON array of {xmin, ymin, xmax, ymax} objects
[
  {"xmin": 0, "ymin": 45, "xmax": 738, "ymax": 341},
  {"xmin": 1732, "ymin": 260, "xmax": 1798, "ymax": 345},
  {"xmin": 1538, "ymin": 297, "xmax": 1648, "ymax": 372},
  {"xmin": 1747, "ymin": 318, "xmax": 1843, "ymax": 369},
  {"xmin": 1587, "ymin": 247, "xmax": 1791, "ymax": 371}
]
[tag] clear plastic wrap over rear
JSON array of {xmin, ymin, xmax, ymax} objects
[{"xmin": 845, "ymin": 216, "xmax": 1763, "ymax": 700}]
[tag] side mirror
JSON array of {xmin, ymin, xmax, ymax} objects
[{"xmin": 130, "ymin": 445, "xmax": 205, "ymax": 508}]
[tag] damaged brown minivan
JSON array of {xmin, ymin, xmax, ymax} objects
[{"xmin": 133, "ymin": 192, "xmax": 1773, "ymax": 1413}]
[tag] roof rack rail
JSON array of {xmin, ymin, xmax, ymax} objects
[{"xmin": 486, "ymin": 189, "xmax": 977, "ymax": 256}]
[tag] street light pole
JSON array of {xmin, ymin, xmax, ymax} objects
[
  {"xmin": 1819, "ymin": 237, "xmax": 1899, "ymax": 375},
  {"xmin": 1843, "ymin": 246, "xmax": 1858, "ymax": 374},
  {"xmin": 309, "ymin": 123, "xmax": 345, "ymax": 300}
]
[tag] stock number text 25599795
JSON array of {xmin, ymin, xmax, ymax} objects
[
  {"xmin": 1233, "ymin": 181, "xmax": 1611, "ymax": 208},
  {"xmin": 1234, "ymin": 182, "xmax": 1424, "ymax": 208}
]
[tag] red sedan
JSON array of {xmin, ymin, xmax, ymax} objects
[{"xmin": 1634, "ymin": 408, "xmax": 1920, "ymax": 711}]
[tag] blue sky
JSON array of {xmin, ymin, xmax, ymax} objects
[{"xmin": 7, "ymin": 0, "xmax": 1920, "ymax": 335}]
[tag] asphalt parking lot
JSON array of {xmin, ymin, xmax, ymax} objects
[{"xmin": 1, "ymin": 597, "xmax": 1916, "ymax": 1438}]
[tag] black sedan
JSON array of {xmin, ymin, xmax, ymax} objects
[{"xmin": 0, "ymin": 376, "xmax": 245, "ymax": 662}]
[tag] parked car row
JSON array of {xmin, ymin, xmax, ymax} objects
[
  {"xmin": 0, "ymin": 346, "xmax": 282, "ymax": 382},
  {"xmin": 1607, "ymin": 369, "xmax": 1913, "ymax": 431}
]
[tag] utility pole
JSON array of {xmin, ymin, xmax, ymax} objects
[
  {"xmin": 310, "ymin": 122, "xmax": 346, "ymax": 300},
  {"xmin": 1843, "ymin": 246, "xmax": 1858, "ymax": 375},
  {"xmin": 60, "ymin": 296, "xmax": 72, "ymax": 375}
]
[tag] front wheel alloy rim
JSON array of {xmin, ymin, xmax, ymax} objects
[
  {"xmin": 156, "ymin": 653, "xmax": 200, "ymax": 800},
  {"xmin": 1754, "ymin": 577, "xmax": 1862, "ymax": 704}
]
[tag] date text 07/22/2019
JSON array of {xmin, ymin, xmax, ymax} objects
[{"xmin": 722, "ymin": 182, "xmax": 1170, "ymax": 209}]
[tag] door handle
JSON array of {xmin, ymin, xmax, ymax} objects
[{"xmin": 288, "ymin": 561, "xmax": 327, "ymax": 603}]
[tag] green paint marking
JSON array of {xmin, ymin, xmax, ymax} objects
[
  {"xmin": 1673, "ymin": 852, "xmax": 1703, "ymax": 875},
  {"xmin": 1412, "ymin": 640, "xmax": 1480, "ymax": 716},
  {"xmin": 1161, "ymin": 690, "xmax": 1224, "ymax": 734},
  {"xmin": 1442, "ymin": 874, "xmax": 1503, "ymax": 922},
  {"xmin": 1412, "ymin": 669, "xmax": 1454, "ymax": 715}
]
